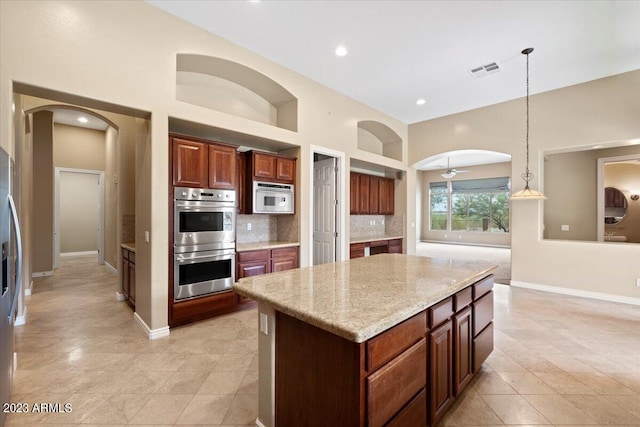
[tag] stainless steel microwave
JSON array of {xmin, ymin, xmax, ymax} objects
[{"xmin": 253, "ymin": 181, "xmax": 294, "ymax": 214}]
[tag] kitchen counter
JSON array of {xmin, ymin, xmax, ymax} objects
[
  {"xmin": 235, "ymin": 254, "xmax": 497, "ymax": 427},
  {"xmin": 234, "ymin": 254, "xmax": 496, "ymax": 343},
  {"xmin": 121, "ymin": 242, "xmax": 135, "ymax": 252},
  {"xmin": 349, "ymin": 235, "xmax": 403, "ymax": 244},
  {"xmin": 235, "ymin": 241, "xmax": 299, "ymax": 252}
]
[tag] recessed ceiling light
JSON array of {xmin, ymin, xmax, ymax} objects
[
  {"xmin": 78, "ymin": 117, "xmax": 88, "ymax": 123},
  {"xmin": 592, "ymin": 144, "xmax": 603, "ymax": 149},
  {"xmin": 335, "ymin": 45, "xmax": 348, "ymax": 57},
  {"xmin": 416, "ymin": 99, "xmax": 426, "ymax": 106}
]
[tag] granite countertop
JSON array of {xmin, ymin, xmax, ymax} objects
[
  {"xmin": 236, "ymin": 241, "xmax": 300, "ymax": 252},
  {"xmin": 121, "ymin": 242, "xmax": 135, "ymax": 252},
  {"xmin": 350, "ymin": 235, "xmax": 404, "ymax": 244},
  {"xmin": 234, "ymin": 254, "xmax": 496, "ymax": 343}
]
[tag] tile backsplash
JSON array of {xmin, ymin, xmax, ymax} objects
[
  {"xmin": 236, "ymin": 214, "xmax": 299, "ymax": 244},
  {"xmin": 350, "ymin": 214, "xmax": 404, "ymax": 239}
]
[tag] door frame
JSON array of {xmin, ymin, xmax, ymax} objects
[
  {"xmin": 309, "ymin": 145, "xmax": 346, "ymax": 264},
  {"xmin": 54, "ymin": 167, "xmax": 105, "ymax": 267}
]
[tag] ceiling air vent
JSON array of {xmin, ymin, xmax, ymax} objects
[{"xmin": 469, "ymin": 62, "xmax": 500, "ymax": 79}]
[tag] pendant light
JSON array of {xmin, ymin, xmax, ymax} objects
[{"xmin": 511, "ymin": 47, "xmax": 546, "ymax": 200}]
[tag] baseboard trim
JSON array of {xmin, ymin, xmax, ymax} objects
[
  {"xmin": 14, "ymin": 306, "xmax": 27, "ymax": 326},
  {"xmin": 32, "ymin": 271, "xmax": 53, "ymax": 278},
  {"xmin": 115, "ymin": 292, "xmax": 126, "ymax": 301},
  {"xmin": 61, "ymin": 250, "xmax": 98, "ymax": 257},
  {"xmin": 24, "ymin": 281, "xmax": 33, "ymax": 296},
  {"xmin": 104, "ymin": 261, "xmax": 117, "ymax": 274},
  {"xmin": 255, "ymin": 418, "xmax": 267, "ymax": 427},
  {"xmin": 133, "ymin": 312, "xmax": 170, "ymax": 340},
  {"xmin": 510, "ymin": 281, "xmax": 640, "ymax": 306}
]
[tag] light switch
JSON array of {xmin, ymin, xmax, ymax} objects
[
  {"xmin": 561, "ymin": 225, "xmax": 570, "ymax": 231},
  {"xmin": 259, "ymin": 312, "xmax": 268, "ymax": 335},
  {"xmin": 247, "ymin": 223, "xmax": 252, "ymax": 231},
  {"xmin": 145, "ymin": 231, "xmax": 150, "ymax": 243}
]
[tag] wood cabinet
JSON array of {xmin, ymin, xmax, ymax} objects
[
  {"xmin": 349, "ymin": 238, "xmax": 403, "ymax": 258},
  {"xmin": 170, "ymin": 134, "xmax": 236, "ymax": 190},
  {"xmin": 121, "ymin": 247, "xmax": 135, "ymax": 309},
  {"xmin": 246, "ymin": 151, "xmax": 295, "ymax": 184},
  {"xmin": 236, "ymin": 246, "xmax": 299, "ymax": 305},
  {"xmin": 350, "ymin": 172, "xmax": 395, "ymax": 215},
  {"xmin": 271, "ymin": 247, "xmax": 298, "ymax": 272},
  {"xmin": 273, "ymin": 275, "xmax": 494, "ymax": 426}
]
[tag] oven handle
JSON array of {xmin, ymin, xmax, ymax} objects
[{"xmin": 175, "ymin": 252, "xmax": 235, "ymax": 263}]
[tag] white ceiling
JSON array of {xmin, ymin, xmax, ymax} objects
[
  {"xmin": 414, "ymin": 150, "xmax": 511, "ymax": 171},
  {"xmin": 147, "ymin": 0, "xmax": 640, "ymax": 125},
  {"xmin": 50, "ymin": 108, "xmax": 109, "ymax": 131}
]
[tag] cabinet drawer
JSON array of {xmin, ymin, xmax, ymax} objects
[
  {"xmin": 271, "ymin": 246, "xmax": 298, "ymax": 259},
  {"xmin": 367, "ymin": 338, "xmax": 427, "ymax": 427},
  {"xmin": 386, "ymin": 389, "xmax": 427, "ymax": 427},
  {"xmin": 429, "ymin": 297, "xmax": 453, "ymax": 328},
  {"xmin": 473, "ymin": 275, "xmax": 494, "ymax": 300},
  {"xmin": 367, "ymin": 311, "xmax": 426, "ymax": 372},
  {"xmin": 350, "ymin": 243, "xmax": 365, "ymax": 259},
  {"xmin": 473, "ymin": 322, "xmax": 494, "ymax": 371},
  {"xmin": 473, "ymin": 291, "xmax": 493, "ymax": 336},
  {"xmin": 369, "ymin": 239, "xmax": 388, "ymax": 248},
  {"xmin": 454, "ymin": 286, "xmax": 472, "ymax": 312},
  {"xmin": 237, "ymin": 249, "xmax": 270, "ymax": 263}
]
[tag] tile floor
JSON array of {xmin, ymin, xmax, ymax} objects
[{"xmin": 6, "ymin": 255, "xmax": 640, "ymax": 426}]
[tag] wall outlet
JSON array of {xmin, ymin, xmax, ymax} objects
[
  {"xmin": 636, "ymin": 278, "xmax": 640, "ymax": 287},
  {"xmin": 247, "ymin": 223, "xmax": 252, "ymax": 231},
  {"xmin": 259, "ymin": 312, "xmax": 268, "ymax": 335},
  {"xmin": 144, "ymin": 231, "xmax": 150, "ymax": 243},
  {"xmin": 561, "ymin": 225, "xmax": 570, "ymax": 231}
]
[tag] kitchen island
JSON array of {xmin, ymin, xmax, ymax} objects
[{"xmin": 234, "ymin": 254, "xmax": 497, "ymax": 427}]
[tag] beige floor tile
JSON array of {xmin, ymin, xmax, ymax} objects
[
  {"xmin": 472, "ymin": 371, "xmax": 518, "ymax": 395},
  {"xmin": 533, "ymin": 372, "xmax": 597, "ymax": 395},
  {"xmin": 522, "ymin": 394, "xmax": 598, "ymax": 425},
  {"xmin": 601, "ymin": 394, "xmax": 640, "ymax": 418},
  {"xmin": 80, "ymin": 393, "xmax": 152, "ymax": 424},
  {"xmin": 174, "ymin": 394, "xmax": 234, "ymax": 424},
  {"xmin": 211, "ymin": 354, "xmax": 254, "ymax": 372},
  {"xmin": 484, "ymin": 353, "xmax": 528, "ymax": 373},
  {"xmin": 496, "ymin": 372, "xmax": 557, "ymax": 395},
  {"xmin": 568, "ymin": 371, "xmax": 637, "ymax": 395},
  {"xmin": 440, "ymin": 388, "xmax": 504, "ymax": 426},
  {"xmin": 237, "ymin": 371, "xmax": 258, "ymax": 395},
  {"xmin": 222, "ymin": 394, "xmax": 257, "ymax": 425},
  {"xmin": 562, "ymin": 394, "xmax": 640, "ymax": 425},
  {"xmin": 197, "ymin": 371, "xmax": 247, "ymax": 395},
  {"xmin": 481, "ymin": 394, "xmax": 550, "ymax": 425},
  {"xmin": 128, "ymin": 394, "xmax": 194, "ymax": 425},
  {"xmin": 130, "ymin": 353, "xmax": 189, "ymax": 371},
  {"xmin": 178, "ymin": 353, "xmax": 223, "ymax": 371},
  {"xmin": 157, "ymin": 371, "xmax": 210, "ymax": 394}
]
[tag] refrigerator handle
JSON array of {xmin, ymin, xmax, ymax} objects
[{"xmin": 8, "ymin": 194, "xmax": 22, "ymax": 325}]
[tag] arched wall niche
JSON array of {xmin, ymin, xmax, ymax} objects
[
  {"xmin": 357, "ymin": 120, "xmax": 402, "ymax": 162},
  {"xmin": 176, "ymin": 54, "xmax": 298, "ymax": 132}
]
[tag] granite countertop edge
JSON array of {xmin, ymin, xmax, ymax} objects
[
  {"xmin": 121, "ymin": 242, "xmax": 135, "ymax": 252},
  {"xmin": 349, "ymin": 235, "xmax": 404, "ymax": 244},
  {"xmin": 235, "ymin": 256, "xmax": 497, "ymax": 343},
  {"xmin": 236, "ymin": 241, "xmax": 300, "ymax": 252}
]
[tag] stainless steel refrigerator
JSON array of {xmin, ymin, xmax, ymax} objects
[{"xmin": 0, "ymin": 147, "xmax": 22, "ymax": 427}]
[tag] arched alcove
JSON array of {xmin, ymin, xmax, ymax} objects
[
  {"xmin": 357, "ymin": 120, "xmax": 402, "ymax": 161},
  {"xmin": 176, "ymin": 54, "xmax": 298, "ymax": 131}
]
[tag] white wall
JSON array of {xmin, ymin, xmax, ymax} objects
[{"xmin": 410, "ymin": 71, "xmax": 640, "ymax": 301}]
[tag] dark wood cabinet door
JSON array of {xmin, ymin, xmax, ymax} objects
[
  {"xmin": 236, "ymin": 153, "xmax": 246, "ymax": 213},
  {"xmin": 172, "ymin": 138, "xmax": 208, "ymax": 188},
  {"xmin": 369, "ymin": 176, "xmax": 380, "ymax": 215},
  {"xmin": 350, "ymin": 173, "xmax": 360, "ymax": 214},
  {"xmin": 253, "ymin": 152, "xmax": 276, "ymax": 180},
  {"xmin": 121, "ymin": 257, "xmax": 129, "ymax": 299},
  {"xmin": 271, "ymin": 257, "xmax": 296, "ymax": 272},
  {"xmin": 237, "ymin": 261, "xmax": 269, "ymax": 279},
  {"xmin": 208, "ymin": 144, "xmax": 236, "ymax": 190},
  {"xmin": 429, "ymin": 320, "xmax": 453, "ymax": 426},
  {"xmin": 359, "ymin": 174, "xmax": 370, "ymax": 214},
  {"xmin": 388, "ymin": 239, "xmax": 402, "ymax": 254},
  {"xmin": 128, "ymin": 261, "xmax": 136, "ymax": 306},
  {"xmin": 379, "ymin": 178, "xmax": 395, "ymax": 215},
  {"xmin": 276, "ymin": 157, "xmax": 295, "ymax": 183},
  {"xmin": 454, "ymin": 306, "xmax": 472, "ymax": 396}
]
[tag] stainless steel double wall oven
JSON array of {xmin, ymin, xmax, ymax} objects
[{"xmin": 173, "ymin": 187, "xmax": 235, "ymax": 301}]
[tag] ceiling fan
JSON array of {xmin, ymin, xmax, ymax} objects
[{"xmin": 440, "ymin": 157, "xmax": 469, "ymax": 179}]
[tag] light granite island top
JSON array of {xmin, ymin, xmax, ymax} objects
[{"xmin": 234, "ymin": 253, "xmax": 497, "ymax": 343}]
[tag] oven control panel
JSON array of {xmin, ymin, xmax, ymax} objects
[{"xmin": 175, "ymin": 187, "xmax": 236, "ymax": 203}]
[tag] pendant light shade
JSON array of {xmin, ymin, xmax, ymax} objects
[{"xmin": 511, "ymin": 47, "xmax": 546, "ymax": 201}]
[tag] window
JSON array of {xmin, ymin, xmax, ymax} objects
[{"xmin": 429, "ymin": 177, "xmax": 510, "ymax": 233}]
